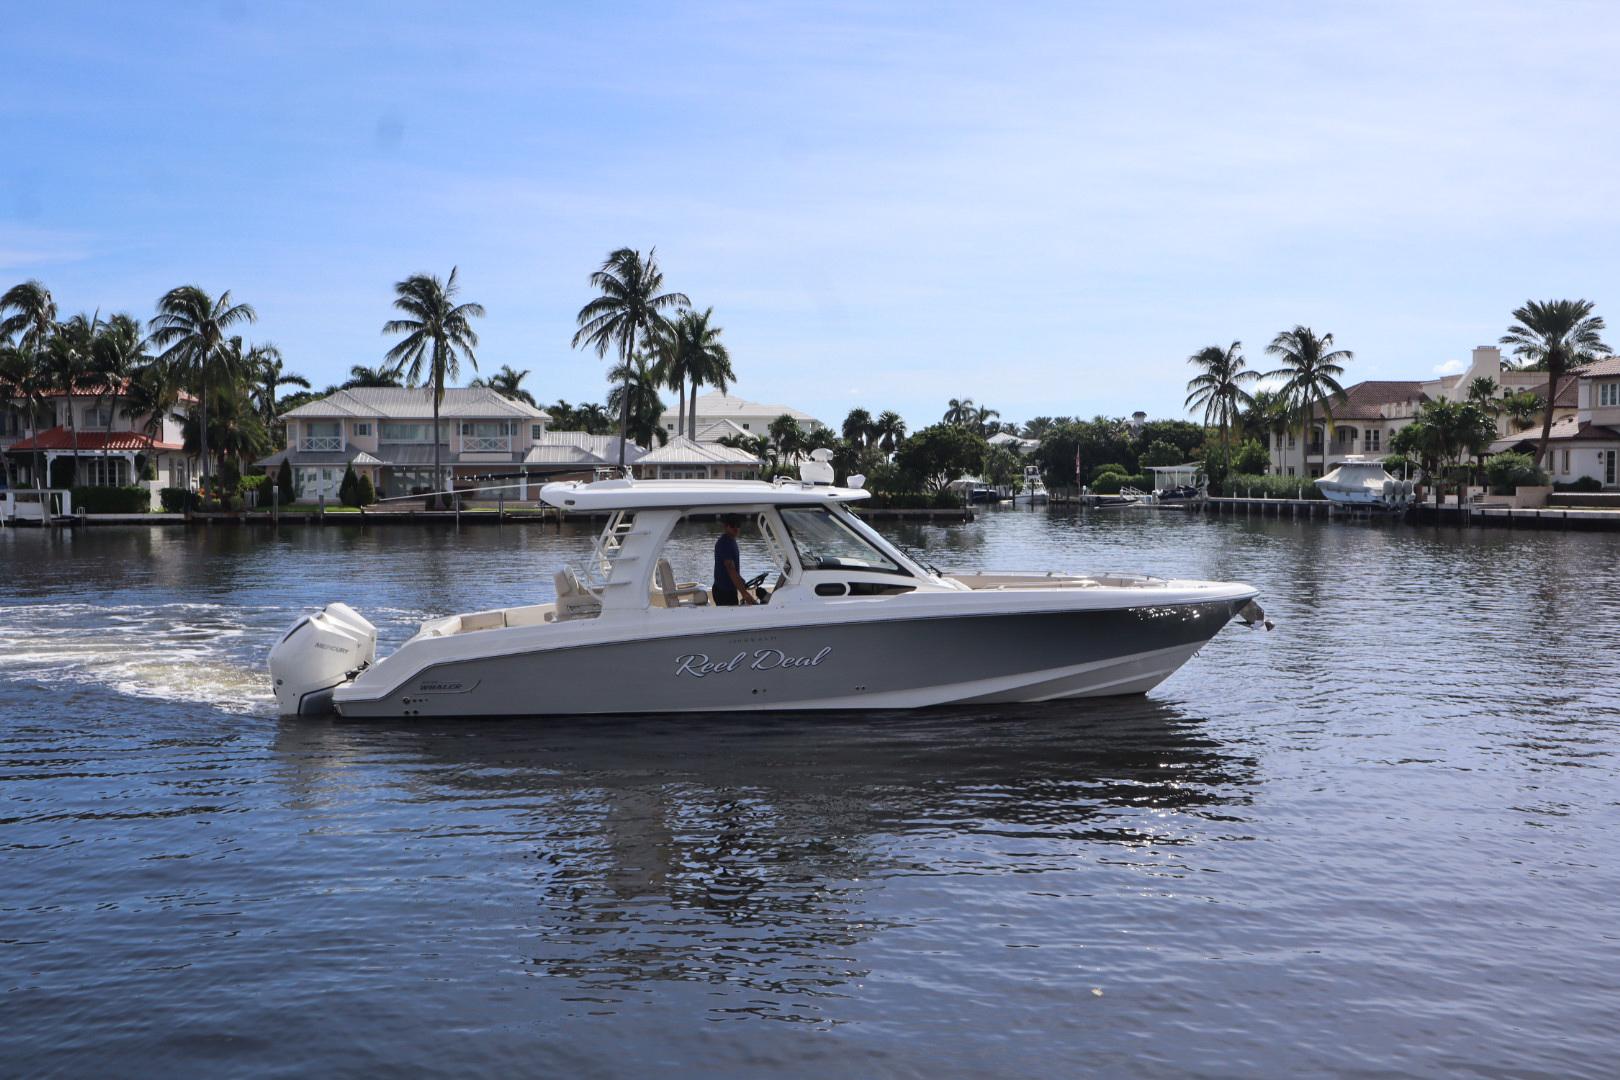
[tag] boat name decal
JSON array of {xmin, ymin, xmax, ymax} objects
[{"xmin": 674, "ymin": 647, "xmax": 832, "ymax": 678}]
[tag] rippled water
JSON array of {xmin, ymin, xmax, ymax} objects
[{"xmin": 3, "ymin": 509, "xmax": 1618, "ymax": 1077}]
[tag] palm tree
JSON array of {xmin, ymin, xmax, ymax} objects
[
  {"xmin": 669, "ymin": 307, "xmax": 731, "ymax": 440},
  {"xmin": 181, "ymin": 380, "xmax": 269, "ymax": 476},
  {"xmin": 719, "ymin": 432, "xmax": 774, "ymax": 475},
  {"xmin": 1, "ymin": 342, "xmax": 51, "ymax": 490},
  {"xmin": 1185, "ymin": 340, "xmax": 1259, "ymax": 469},
  {"xmin": 0, "ymin": 280, "xmax": 57, "ymax": 358},
  {"xmin": 247, "ymin": 344, "xmax": 309, "ymax": 425},
  {"xmin": 943, "ymin": 397, "xmax": 976, "ymax": 426},
  {"xmin": 972, "ymin": 405, "xmax": 1001, "ymax": 436},
  {"xmin": 842, "ymin": 407, "xmax": 875, "ymax": 448},
  {"xmin": 120, "ymin": 360, "xmax": 181, "ymax": 443},
  {"xmin": 342, "ymin": 363, "xmax": 403, "ymax": 389},
  {"xmin": 572, "ymin": 248, "xmax": 689, "ymax": 466},
  {"xmin": 1021, "ymin": 416, "xmax": 1056, "ymax": 440},
  {"xmin": 1264, "ymin": 326, "xmax": 1352, "ymax": 474},
  {"xmin": 44, "ymin": 313, "xmax": 102, "ymax": 485},
  {"xmin": 1501, "ymin": 299, "xmax": 1610, "ymax": 472},
  {"xmin": 382, "ymin": 267, "xmax": 484, "ymax": 507},
  {"xmin": 578, "ymin": 402, "xmax": 612, "ymax": 435},
  {"xmin": 606, "ymin": 355, "xmax": 669, "ymax": 447},
  {"xmin": 873, "ymin": 410, "xmax": 907, "ymax": 452},
  {"xmin": 472, "ymin": 364, "xmax": 535, "ymax": 406},
  {"xmin": 148, "ymin": 286, "xmax": 257, "ymax": 497},
  {"xmin": 1502, "ymin": 390, "xmax": 1543, "ymax": 433},
  {"xmin": 768, "ymin": 414, "xmax": 807, "ymax": 462}
]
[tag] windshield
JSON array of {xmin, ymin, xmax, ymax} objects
[{"xmin": 778, "ymin": 507, "xmax": 905, "ymax": 575}]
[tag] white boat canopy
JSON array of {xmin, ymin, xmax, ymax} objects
[
  {"xmin": 1147, "ymin": 464, "xmax": 1203, "ymax": 485},
  {"xmin": 539, "ymin": 477, "xmax": 873, "ymax": 512}
]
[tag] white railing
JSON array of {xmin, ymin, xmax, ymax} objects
[
  {"xmin": 302, "ymin": 437, "xmax": 342, "ymax": 451},
  {"xmin": 2, "ymin": 489, "xmax": 73, "ymax": 520},
  {"xmin": 462, "ymin": 437, "xmax": 508, "ymax": 452}
]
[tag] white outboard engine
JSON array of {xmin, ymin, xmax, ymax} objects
[{"xmin": 268, "ymin": 602, "xmax": 378, "ymax": 716}]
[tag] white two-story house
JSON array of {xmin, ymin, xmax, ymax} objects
[{"xmin": 263, "ymin": 387, "xmax": 555, "ymax": 501}]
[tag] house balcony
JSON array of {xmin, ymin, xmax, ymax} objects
[
  {"xmin": 461, "ymin": 436, "xmax": 509, "ymax": 452},
  {"xmin": 302, "ymin": 437, "xmax": 343, "ymax": 451}
]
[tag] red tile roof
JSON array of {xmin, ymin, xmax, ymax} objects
[
  {"xmin": 1329, "ymin": 381, "xmax": 1430, "ymax": 420},
  {"xmin": 3, "ymin": 427, "xmax": 183, "ymax": 452},
  {"xmin": 1529, "ymin": 375, "xmax": 1580, "ymax": 408},
  {"xmin": 1581, "ymin": 356, "xmax": 1620, "ymax": 378}
]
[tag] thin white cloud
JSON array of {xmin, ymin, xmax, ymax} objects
[{"xmin": 1434, "ymin": 359, "xmax": 1467, "ymax": 376}]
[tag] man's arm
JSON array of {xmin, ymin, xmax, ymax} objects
[{"xmin": 724, "ymin": 558, "xmax": 757, "ymax": 604}]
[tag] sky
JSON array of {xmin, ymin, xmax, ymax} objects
[{"xmin": 5, "ymin": 1, "xmax": 1620, "ymax": 431}]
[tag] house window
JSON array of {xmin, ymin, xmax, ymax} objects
[
  {"xmin": 742, "ymin": 423, "xmax": 750, "ymax": 430},
  {"xmin": 380, "ymin": 422, "xmax": 448, "ymax": 442},
  {"xmin": 80, "ymin": 405, "xmax": 113, "ymax": 429},
  {"xmin": 1285, "ymin": 466, "xmax": 1296, "ymax": 477},
  {"xmin": 353, "ymin": 423, "xmax": 371, "ymax": 437},
  {"xmin": 1287, "ymin": 433, "xmax": 1296, "ymax": 449},
  {"xmin": 79, "ymin": 457, "xmax": 128, "ymax": 486},
  {"xmin": 1365, "ymin": 429, "xmax": 1380, "ymax": 452},
  {"xmin": 1600, "ymin": 382, "xmax": 1620, "ymax": 408},
  {"xmin": 1561, "ymin": 449, "xmax": 1570, "ymax": 474},
  {"xmin": 531, "ymin": 424, "xmax": 544, "ymax": 440}
]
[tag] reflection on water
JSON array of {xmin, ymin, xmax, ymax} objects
[{"xmin": 3, "ymin": 512, "xmax": 1619, "ymax": 1075}]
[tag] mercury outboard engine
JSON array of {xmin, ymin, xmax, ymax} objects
[{"xmin": 268, "ymin": 602, "xmax": 378, "ymax": 715}]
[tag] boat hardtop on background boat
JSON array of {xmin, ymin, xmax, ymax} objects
[
  {"xmin": 1315, "ymin": 455, "xmax": 1416, "ymax": 509},
  {"xmin": 269, "ymin": 464, "xmax": 1264, "ymax": 717}
]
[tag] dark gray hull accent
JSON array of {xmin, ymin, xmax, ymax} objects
[{"xmin": 335, "ymin": 600, "xmax": 1246, "ymax": 718}]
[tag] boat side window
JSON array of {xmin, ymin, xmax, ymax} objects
[{"xmin": 777, "ymin": 507, "xmax": 907, "ymax": 576}]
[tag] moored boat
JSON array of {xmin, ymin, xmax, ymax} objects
[{"xmin": 1315, "ymin": 456, "xmax": 1416, "ymax": 510}]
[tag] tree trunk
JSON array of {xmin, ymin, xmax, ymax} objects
[
  {"xmin": 1535, "ymin": 358, "xmax": 1560, "ymax": 474},
  {"xmin": 198, "ymin": 352, "xmax": 211, "ymax": 502},
  {"xmin": 432, "ymin": 361, "xmax": 444, "ymax": 511},
  {"xmin": 675, "ymin": 374, "xmax": 685, "ymax": 440},
  {"xmin": 617, "ymin": 336, "xmax": 631, "ymax": 468},
  {"xmin": 689, "ymin": 380, "xmax": 698, "ymax": 441}
]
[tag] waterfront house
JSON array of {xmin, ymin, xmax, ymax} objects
[
  {"xmin": 1264, "ymin": 346, "xmax": 1579, "ymax": 478},
  {"xmin": 2, "ymin": 380, "xmax": 194, "ymax": 493},
  {"xmin": 1488, "ymin": 356, "xmax": 1620, "ymax": 489},
  {"xmin": 633, "ymin": 435, "xmax": 762, "ymax": 479},
  {"xmin": 261, "ymin": 387, "xmax": 557, "ymax": 501},
  {"xmin": 659, "ymin": 391, "xmax": 823, "ymax": 443}
]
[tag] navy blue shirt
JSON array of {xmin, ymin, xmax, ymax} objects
[{"xmin": 713, "ymin": 532, "xmax": 740, "ymax": 601}]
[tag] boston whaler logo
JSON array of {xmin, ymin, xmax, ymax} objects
[{"xmin": 675, "ymin": 647, "xmax": 831, "ymax": 678}]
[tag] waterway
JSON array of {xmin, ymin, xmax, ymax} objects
[{"xmin": 2, "ymin": 508, "xmax": 1617, "ymax": 1077}]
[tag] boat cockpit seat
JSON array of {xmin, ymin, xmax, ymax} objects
[
  {"xmin": 655, "ymin": 558, "xmax": 708, "ymax": 608},
  {"xmin": 554, "ymin": 567, "xmax": 603, "ymax": 621}
]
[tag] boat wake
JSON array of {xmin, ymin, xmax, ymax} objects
[{"xmin": 0, "ymin": 602, "xmax": 278, "ymax": 715}]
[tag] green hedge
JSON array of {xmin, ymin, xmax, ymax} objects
[
  {"xmin": 862, "ymin": 490, "xmax": 963, "ymax": 509},
  {"xmin": 1091, "ymin": 472, "xmax": 1151, "ymax": 494},
  {"xmin": 1217, "ymin": 473, "xmax": 1325, "ymax": 499},
  {"xmin": 160, "ymin": 487, "xmax": 199, "ymax": 513},
  {"xmin": 1483, "ymin": 452, "xmax": 1547, "ymax": 494},
  {"xmin": 71, "ymin": 486, "xmax": 150, "ymax": 513},
  {"xmin": 1555, "ymin": 476, "xmax": 1603, "ymax": 493}
]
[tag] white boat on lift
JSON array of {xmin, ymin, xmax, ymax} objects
[
  {"xmin": 1314, "ymin": 456, "xmax": 1415, "ymax": 510},
  {"xmin": 269, "ymin": 457, "xmax": 1264, "ymax": 717},
  {"xmin": 1014, "ymin": 465, "xmax": 1049, "ymax": 505}
]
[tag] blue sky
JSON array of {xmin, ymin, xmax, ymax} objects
[{"xmin": 5, "ymin": 1, "xmax": 1619, "ymax": 430}]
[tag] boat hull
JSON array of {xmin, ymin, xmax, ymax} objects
[{"xmin": 331, "ymin": 599, "xmax": 1251, "ymax": 718}]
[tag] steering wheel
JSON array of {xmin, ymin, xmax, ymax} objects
[{"xmin": 743, "ymin": 571, "xmax": 770, "ymax": 590}]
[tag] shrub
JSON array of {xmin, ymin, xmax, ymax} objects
[
  {"xmin": 70, "ymin": 485, "xmax": 150, "ymax": 513},
  {"xmin": 1482, "ymin": 451, "xmax": 1547, "ymax": 494},
  {"xmin": 1382, "ymin": 454, "xmax": 1419, "ymax": 478},
  {"xmin": 1230, "ymin": 439, "xmax": 1270, "ymax": 476},
  {"xmin": 1089, "ymin": 463, "xmax": 1129, "ymax": 484},
  {"xmin": 276, "ymin": 459, "xmax": 297, "ymax": 506},
  {"xmin": 1219, "ymin": 473, "xmax": 1324, "ymax": 499},
  {"xmin": 1140, "ymin": 440, "xmax": 1182, "ymax": 468},
  {"xmin": 217, "ymin": 459, "xmax": 242, "ymax": 493},
  {"xmin": 1091, "ymin": 471, "xmax": 1152, "ymax": 494},
  {"xmin": 1555, "ymin": 476, "xmax": 1604, "ymax": 493},
  {"xmin": 356, "ymin": 473, "xmax": 376, "ymax": 506},
  {"xmin": 159, "ymin": 487, "xmax": 198, "ymax": 513},
  {"xmin": 338, "ymin": 466, "xmax": 360, "ymax": 507},
  {"xmin": 50, "ymin": 456, "xmax": 76, "ymax": 488}
]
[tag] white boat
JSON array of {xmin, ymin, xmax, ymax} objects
[
  {"xmin": 1314, "ymin": 456, "xmax": 1416, "ymax": 509},
  {"xmin": 269, "ymin": 465, "xmax": 1264, "ymax": 717},
  {"xmin": 1014, "ymin": 465, "xmax": 1049, "ymax": 505}
]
